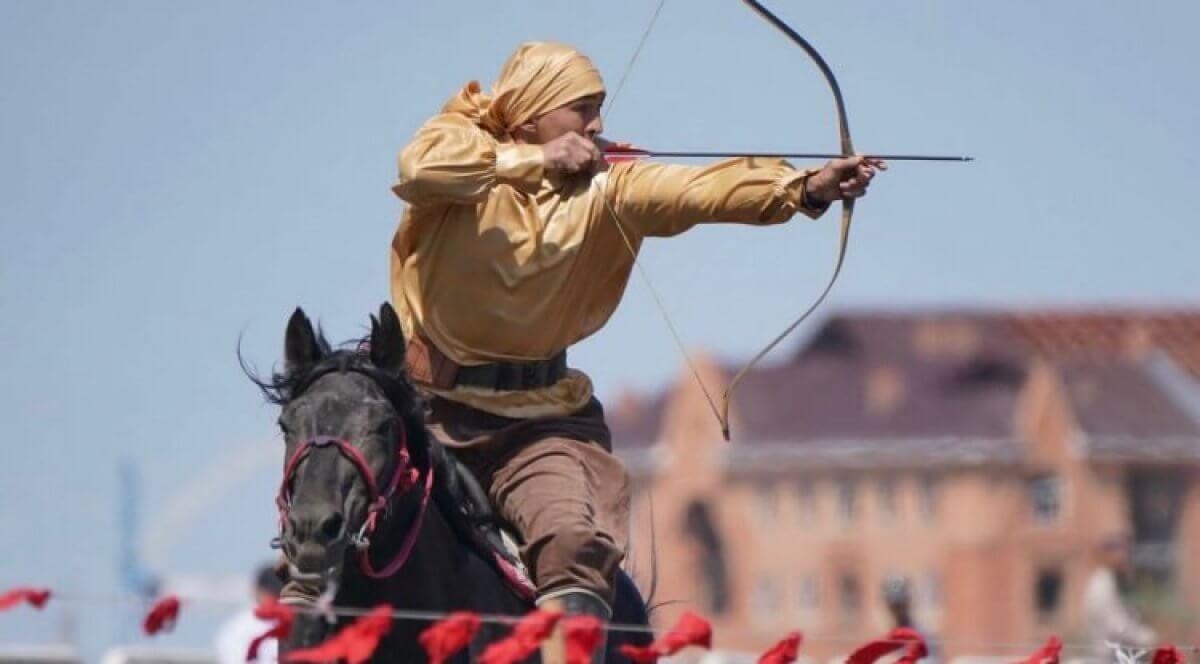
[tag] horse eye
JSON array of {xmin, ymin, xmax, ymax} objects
[
  {"xmin": 277, "ymin": 419, "xmax": 291, "ymax": 436},
  {"xmin": 375, "ymin": 420, "xmax": 394, "ymax": 437}
]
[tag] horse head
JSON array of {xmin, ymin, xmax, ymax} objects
[{"xmin": 253, "ymin": 303, "xmax": 432, "ymax": 588}]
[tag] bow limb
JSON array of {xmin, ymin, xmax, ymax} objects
[
  {"xmin": 601, "ymin": 1, "xmax": 859, "ymax": 441},
  {"xmin": 718, "ymin": 1, "xmax": 857, "ymax": 440}
]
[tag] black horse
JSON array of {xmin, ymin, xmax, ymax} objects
[{"xmin": 248, "ymin": 303, "xmax": 649, "ymax": 662}]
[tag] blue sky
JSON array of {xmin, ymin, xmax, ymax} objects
[{"xmin": 1, "ymin": 0, "xmax": 1197, "ymax": 656}]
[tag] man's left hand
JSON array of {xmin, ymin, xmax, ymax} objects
[{"xmin": 805, "ymin": 155, "xmax": 887, "ymax": 207}]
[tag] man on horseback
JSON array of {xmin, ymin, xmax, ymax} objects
[{"xmin": 390, "ymin": 40, "xmax": 880, "ymax": 656}]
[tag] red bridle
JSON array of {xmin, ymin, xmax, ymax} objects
[{"xmin": 275, "ymin": 427, "xmax": 434, "ymax": 579}]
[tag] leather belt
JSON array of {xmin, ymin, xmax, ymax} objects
[{"xmin": 405, "ymin": 335, "xmax": 567, "ymax": 391}]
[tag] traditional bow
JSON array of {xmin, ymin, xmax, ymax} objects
[
  {"xmin": 602, "ymin": 0, "xmax": 867, "ymax": 440},
  {"xmin": 722, "ymin": 0, "xmax": 859, "ymax": 440}
]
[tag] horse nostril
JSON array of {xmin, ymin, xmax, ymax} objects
[{"xmin": 320, "ymin": 512, "xmax": 344, "ymax": 541}]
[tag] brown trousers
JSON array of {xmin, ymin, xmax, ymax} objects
[{"xmin": 425, "ymin": 396, "xmax": 630, "ymax": 604}]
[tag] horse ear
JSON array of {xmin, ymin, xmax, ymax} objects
[
  {"xmin": 370, "ymin": 302, "xmax": 407, "ymax": 371},
  {"xmin": 284, "ymin": 307, "xmax": 322, "ymax": 372}
]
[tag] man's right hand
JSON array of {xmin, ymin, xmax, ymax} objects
[{"xmin": 542, "ymin": 132, "xmax": 605, "ymax": 175}]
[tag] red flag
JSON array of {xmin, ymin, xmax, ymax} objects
[
  {"xmin": 419, "ymin": 611, "xmax": 481, "ymax": 664},
  {"xmin": 142, "ymin": 595, "xmax": 181, "ymax": 635},
  {"xmin": 1150, "ymin": 645, "xmax": 1183, "ymax": 664},
  {"xmin": 0, "ymin": 587, "xmax": 51, "ymax": 611},
  {"xmin": 247, "ymin": 599, "xmax": 295, "ymax": 662},
  {"xmin": 896, "ymin": 638, "xmax": 929, "ymax": 664},
  {"xmin": 619, "ymin": 610, "xmax": 713, "ymax": 663},
  {"xmin": 563, "ymin": 615, "xmax": 604, "ymax": 664},
  {"xmin": 847, "ymin": 628, "xmax": 927, "ymax": 664},
  {"xmin": 285, "ymin": 604, "xmax": 392, "ymax": 664},
  {"xmin": 1015, "ymin": 636, "xmax": 1063, "ymax": 664},
  {"xmin": 479, "ymin": 609, "xmax": 562, "ymax": 664},
  {"xmin": 760, "ymin": 631, "xmax": 804, "ymax": 664}
]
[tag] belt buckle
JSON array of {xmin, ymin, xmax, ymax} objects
[{"xmin": 520, "ymin": 361, "xmax": 540, "ymax": 389}]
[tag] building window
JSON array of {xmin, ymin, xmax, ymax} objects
[
  {"xmin": 1035, "ymin": 567, "xmax": 1064, "ymax": 618},
  {"xmin": 839, "ymin": 573, "xmax": 862, "ymax": 622},
  {"xmin": 1127, "ymin": 470, "xmax": 1186, "ymax": 583},
  {"xmin": 879, "ymin": 478, "xmax": 898, "ymax": 523},
  {"xmin": 1029, "ymin": 474, "xmax": 1062, "ymax": 524},
  {"xmin": 796, "ymin": 481, "xmax": 818, "ymax": 525},
  {"xmin": 753, "ymin": 576, "xmax": 782, "ymax": 627},
  {"xmin": 798, "ymin": 575, "xmax": 820, "ymax": 611},
  {"xmin": 919, "ymin": 476, "xmax": 939, "ymax": 522},
  {"xmin": 683, "ymin": 500, "xmax": 729, "ymax": 614},
  {"xmin": 754, "ymin": 483, "xmax": 779, "ymax": 526},
  {"xmin": 838, "ymin": 478, "xmax": 858, "ymax": 523}
]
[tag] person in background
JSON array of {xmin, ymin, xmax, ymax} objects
[
  {"xmin": 882, "ymin": 576, "xmax": 940, "ymax": 664},
  {"xmin": 1084, "ymin": 533, "xmax": 1157, "ymax": 661},
  {"xmin": 215, "ymin": 563, "xmax": 283, "ymax": 664}
]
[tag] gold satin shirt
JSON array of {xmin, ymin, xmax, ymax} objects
[{"xmin": 389, "ymin": 114, "xmax": 829, "ymax": 418}]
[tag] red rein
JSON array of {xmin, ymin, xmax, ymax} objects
[{"xmin": 275, "ymin": 429, "xmax": 433, "ymax": 580}]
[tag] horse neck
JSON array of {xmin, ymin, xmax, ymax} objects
[
  {"xmin": 341, "ymin": 455, "xmax": 455, "ymax": 601},
  {"xmin": 336, "ymin": 413, "xmax": 531, "ymax": 619},
  {"xmin": 342, "ymin": 467, "xmax": 527, "ymax": 616}
]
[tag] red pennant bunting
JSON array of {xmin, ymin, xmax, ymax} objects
[
  {"xmin": 247, "ymin": 599, "xmax": 295, "ymax": 662},
  {"xmin": 1015, "ymin": 636, "xmax": 1063, "ymax": 664},
  {"xmin": 478, "ymin": 609, "xmax": 562, "ymax": 664},
  {"xmin": 563, "ymin": 615, "xmax": 604, "ymax": 664},
  {"xmin": 142, "ymin": 595, "xmax": 181, "ymax": 635},
  {"xmin": 419, "ymin": 611, "xmax": 481, "ymax": 664},
  {"xmin": 847, "ymin": 628, "xmax": 926, "ymax": 664},
  {"xmin": 896, "ymin": 638, "xmax": 929, "ymax": 664},
  {"xmin": 0, "ymin": 587, "xmax": 51, "ymax": 611},
  {"xmin": 1150, "ymin": 645, "xmax": 1183, "ymax": 664},
  {"xmin": 285, "ymin": 604, "xmax": 392, "ymax": 664},
  {"xmin": 619, "ymin": 610, "xmax": 713, "ymax": 663},
  {"xmin": 759, "ymin": 631, "xmax": 804, "ymax": 664}
]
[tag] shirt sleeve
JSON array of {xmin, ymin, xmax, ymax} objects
[
  {"xmin": 392, "ymin": 113, "xmax": 545, "ymax": 205},
  {"xmin": 604, "ymin": 157, "xmax": 830, "ymax": 238}
]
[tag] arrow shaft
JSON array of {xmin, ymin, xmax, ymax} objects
[{"xmin": 611, "ymin": 150, "xmax": 972, "ymax": 162}]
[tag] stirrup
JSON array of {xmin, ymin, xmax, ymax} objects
[{"xmin": 538, "ymin": 589, "xmax": 611, "ymax": 664}]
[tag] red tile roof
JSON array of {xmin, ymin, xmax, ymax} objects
[{"xmin": 1004, "ymin": 312, "xmax": 1200, "ymax": 377}]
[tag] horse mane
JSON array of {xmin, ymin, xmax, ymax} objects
[
  {"xmin": 240, "ymin": 325, "xmax": 333, "ymax": 406},
  {"xmin": 240, "ymin": 332, "xmax": 427, "ymax": 433}
]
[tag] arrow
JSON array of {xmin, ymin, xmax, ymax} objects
[{"xmin": 603, "ymin": 145, "xmax": 973, "ymax": 163}]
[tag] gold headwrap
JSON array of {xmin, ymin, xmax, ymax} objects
[{"xmin": 442, "ymin": 41, "xmax": 605, "ymax": 139}]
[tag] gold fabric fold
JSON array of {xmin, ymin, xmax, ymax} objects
[{"xmin": 444, "ymin": 42, "xmax": 605, "ymax": 140}]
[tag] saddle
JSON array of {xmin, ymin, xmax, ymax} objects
[{"xmin": 427, "ymin": 442, "xmax": 537, "ymax": 601}]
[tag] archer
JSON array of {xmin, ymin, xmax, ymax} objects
[{"xmin": 387, "ymin": 40, "xmax": 881, "ymax": 660}]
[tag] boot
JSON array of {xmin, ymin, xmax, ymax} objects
[{"xmin": 539, "ymin": 590, "xmax": 611, "ymax": 664}]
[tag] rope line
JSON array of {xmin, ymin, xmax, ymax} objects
[{"xmin": 29, "ymin": 592, "xmax": 1191, "ymax": 654}]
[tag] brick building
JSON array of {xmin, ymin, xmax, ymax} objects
[{"xmin": 609, "ymin": 310, "xmax": 1200, "ymax": 660}]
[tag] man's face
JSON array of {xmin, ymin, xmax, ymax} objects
[{"xmin": 521, "ymin": 93, "xmax": 605, "ymax": 144}]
